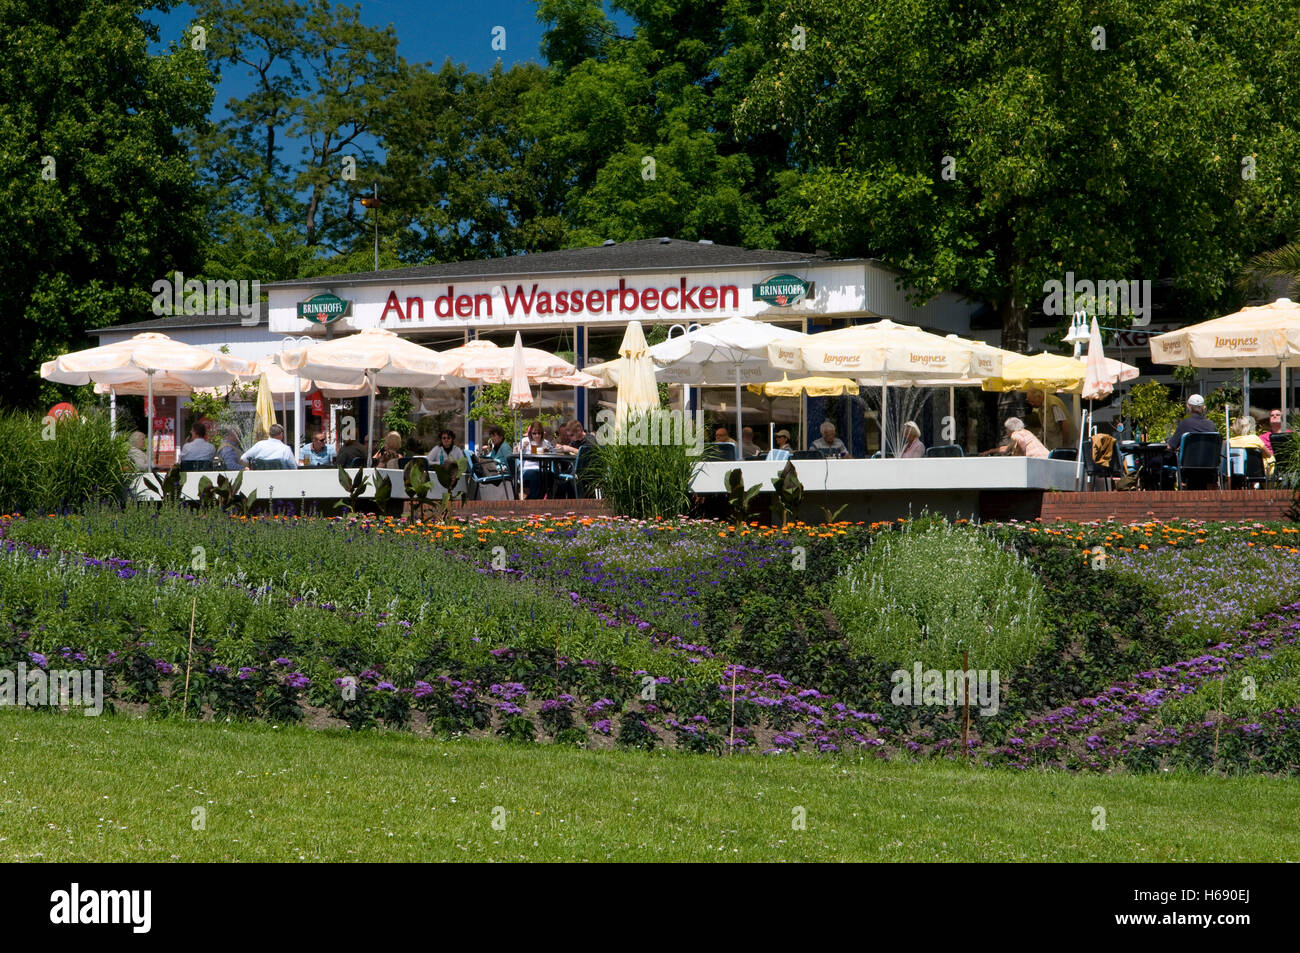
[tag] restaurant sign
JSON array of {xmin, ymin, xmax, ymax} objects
[
  {"xmin": 297, "ymin": 292, "xmax": 351, "ymax": 325},
  {"xmin": 752, "ymin": 274, "xmax": 812, "ymax": 307}
]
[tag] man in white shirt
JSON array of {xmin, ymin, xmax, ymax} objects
[
  {"xmin": 178, "ymin": 422, "xmax": 216, "ymax": 466},
  {"xmin": 240, "ymin": 423, "xmax": 299, "ymax": 469}
]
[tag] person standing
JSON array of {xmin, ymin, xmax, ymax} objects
[{"xmin": 1026, "ymin": 389, "xmax": 1074, "ymax": 452}]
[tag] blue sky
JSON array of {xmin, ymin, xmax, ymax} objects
[{"xmin": 145, "ymin": 0, "xmax": 567, "ymax": 119}]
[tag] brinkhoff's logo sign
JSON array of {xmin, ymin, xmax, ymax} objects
[
  {"xmin": 297, "ymin": 292, "xmax": 351, "ymax": 326},
  {"xmin": 752, "ymin": 274, "xmax": 812, "ymax": 307}
]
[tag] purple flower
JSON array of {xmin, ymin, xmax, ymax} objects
[{"xmin": 27, "ymin": 652, "xmax": 47, "ymax": 669}]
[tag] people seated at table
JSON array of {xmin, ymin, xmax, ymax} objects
[
  {"xmin": 811, "ymin": 421, "xmax": 848, "ymax": 458},
  {"xmin": 980, "ymin": 417, "xmax": 1049, "ymax": 458},
  {"xmin": 178, "ymin": 421, "xmax": 216, "ymax": 467},
  {"xmin": 1230, "ymin": 416, "xmax": 1274, "ymax": 475},
  {"xmin": 518, "ymin": 422, "xmax": 554, "ymax": 499},
  {"xmin": 427, "ymin": 429, "xmax": 466, "ymax": 467},
  {"xmin": 240, "ymin": 423, "xmax": 298, "ymax": 469},
  {"xmin": 1026, "ymin": 389, "xmax": 1074, "ymax": 452},
  {"xmin": 900, "ymin": 421, "xmax": 926, "ymax": 458},
  {"xmin": 336, "ymin": 434, "xmax": 367, "ymax": 468},
  {"xmin": 713, "ymin": 426, "xmax": 733, "ymax": 445},
  {"xmin": 740, "ymin": 426, "xmax": 761, "ymax": 458},
  {"xmin": 298, "ymin": 430, "xmax": 336, "ymax": 467},
  {"xmin": 480, "ymin": 426, "xmax": 512, "ymax": 469},
  {"xmin": 1261, "ymin": 408, "xmax": 1291, "ymax": 453},
  {"xmin": 218, "ymin": 428, "xmax": 242, "ymax": 470},
  {"xmin": 555, "ymin": 419, "xmax": 597, "ymax": 455},
  {"xmin": 127, "ymin": 430, "xmax": 150, "ymax": 471},
  {"xmin": 767, "ymin": 429, "xmax": 793, "ymax": 461},
  {"xmin": 1165, "ymin": 394, "xmax": 1218, "ymax": 450},
  {"xmin": 373, "ymin": 430, "xmax": 403, "ymax": 468}
]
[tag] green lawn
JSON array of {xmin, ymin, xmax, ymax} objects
[{"xmin": 2, "ymin": 709, "xmax": 1296, "ymax": 862}]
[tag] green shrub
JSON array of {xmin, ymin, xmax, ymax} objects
[
  {"xmin": 831, "ymin": 522, "xmax": 1048, "ymax": 673},
  {"xmin": 0, "ymin": 408, "xmax": 130, "ymax": 514},
  {"xmin": 589, "ymin": 413, "xmax": 699, "ymax": 519}
]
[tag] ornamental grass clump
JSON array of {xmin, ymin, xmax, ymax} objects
[{"xmin": 832, "ymin": 521, "xmax": 1048, "ymax": 675}]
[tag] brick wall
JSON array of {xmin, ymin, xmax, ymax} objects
[{"xmin": 1037, "ymin": 489, "xmax": 1297, "ymax": 523}]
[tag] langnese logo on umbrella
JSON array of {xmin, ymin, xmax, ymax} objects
[
  {"xmin": 297, "ymin": 292, "xmax": 351, "ymax": 326},
  {"xmin": 753, "ymin": 274, "xmax": 812, "ymax": 307}
]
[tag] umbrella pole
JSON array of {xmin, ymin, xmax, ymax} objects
[
  {"xmin": 948, "ymin": 386, "xmax": 955, "ymax": 445},
  {"xmin": 368, "ymin": 376, "xmax": 376, "ymax": 461},
  {"xmin": 1282, "ymin": 364, "xmax": 1288, "ymax": 423},
  {"xmin": 110, "ymin": 388, "xmax": 117, "ymax": 437},
  {"xmin": 1076, "ymin": 403, "xmax": 1089, "ymax": 490},
  {"xmin": 147, "ymin": 370, "xmax": 155, "ymax": 468},
  {"xmin": 734, "ymin": 368, "xmax": 743, "ymax": 457},
  {"xmin": 881, "ymin": 378, "xmax": 888, "ymax": 458}
]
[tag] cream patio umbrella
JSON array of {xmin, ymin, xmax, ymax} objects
[
  {"xmin": 42, "ymin": 332, "xmax": 250, "ymax": 464},
  {"xmin": 643, "ymin": 316, "xmax": 801, "ymax": 451},
  {"xmin": 768, "ymin": 320, "xmax": 1004, "ymax": 456},
  {"xmin": 610, "ymin": 321, "xmax": 660, "ymax": 432},
  {"xmin": 277, "ymin": 327, "xmax": 466, "ymax": 459},
  {"xmin": 507, "ymin": 332, "xmax": 534, "ymax": 411},
  {"xmin": 442, "ymin": 338, "xmax": 598, "ymax": 385},
  {"xmin": 1149, "ymin": 297, "xmax": 1300, "ymax": 419}
]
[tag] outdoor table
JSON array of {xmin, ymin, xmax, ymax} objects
[
  {"xmin": 520, "ymin": 452, "xmax": 576, "ymax": 498},
  {"xmin": 1121, "ymin": 441, "xmax": 1177, "ymax": 490}
]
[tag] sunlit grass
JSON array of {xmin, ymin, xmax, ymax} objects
[{"xmin": 2, "ymin": 710, "xmax": 1295, "ymax": 862}]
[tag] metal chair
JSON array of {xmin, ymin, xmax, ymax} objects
[
  {"xmin": 702, "ymin": 442, "xmax": 738, "ymax": 462},
  {"xmin": 1047, "ymin": 448, "xmax": 1077, "ymax": 461},
  {"xmin": 924, "ymin": 445, "xmax": 964, "ymax": 458},
  {"xmin": 1082, "ymin": 437, "xmax": 1124, "ymax": 490},
  {"xmin": 553, "ymin": 444, "xmax": 599, "ymax": 499},
  {"xmin": 178, "ymin": 459, "xmax": 213, "ymax": 472},
  {"xmin": 1164, "ymin": 432, "xmax": 1222, "ymax": 490},
  {"xmin": 791, "ymin": 450, "xmax": 823, "ymax": 460}
]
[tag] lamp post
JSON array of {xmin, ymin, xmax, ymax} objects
[{"xmin": 360, "ymin": 183, "xmax": 381, "ymax": 272}]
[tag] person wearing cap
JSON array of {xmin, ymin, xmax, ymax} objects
[
  {"xmin": 767, "ymin": 429, "xmax": 793, "ymax": 461},
  {"xmin": 1165, "ymin": 394, "xmax": 1218, "ymax": 451},
  {"xmin": 900, "ymin": 421, "xmax": 926, "ymax": 458}
]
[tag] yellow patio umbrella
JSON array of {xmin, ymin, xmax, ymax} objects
[
  {"xmin": 983, "ymin": 351, "xmax": 1139, "ymax": 395},
  {"xmin": 254, "ymin": 372, "xmax": 277, "ymax": 438},
  {"xmin": 747, "ymin": 375, "xmax": 859, "ymax": 398}
]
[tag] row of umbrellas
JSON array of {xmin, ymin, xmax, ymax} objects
[
  {"xmin": 588, "ymin": 316, "xmax": 1138, "ymax": 455},
  {"xmin": 45, "ymin": 294, "xmax": 1298, "ymax": 465},
  {"xmin": 41, "ymin": 329, "xmax": 597, "ymax": 461}
]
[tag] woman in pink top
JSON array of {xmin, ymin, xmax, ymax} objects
[
  {"xmin": 900, "ymin": 421, "xmax": 926, "ymax": 458},
  {"xmin": 980, "ymin": 417, "xmax": 1049, "ymax": 458}
]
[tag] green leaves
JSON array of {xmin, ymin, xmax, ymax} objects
[
  {"xmin": 769, "ymin": 460, "xmax": 803, "ymax": 527},
  {"xmin": 725, "ymin": 467, "xmax": 761, "ymax": 527}
]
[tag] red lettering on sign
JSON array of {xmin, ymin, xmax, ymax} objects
[
  {"xmin": 380, "ymin": 291, "xmax": 405, "ymax": 320},
  {"xmin": 699, "ymin": 286, "xmax": 717, "ymax": 308},
  {"xmin": 641, "ymin": 287, "xmax": 659, "ymax": 310},
  {"xmin": 455, "ymin": 294, "xmax": 473, "ymax": 317},
  {"xmin": 502, "ymin": 284, "xmax": 538, "ymax": 315},
  {"xmin": 586, "ymin": 289, "xmax": 604, "ymax": 313}
]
